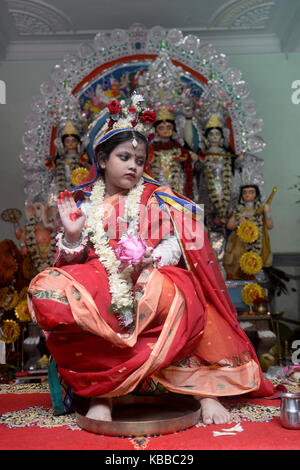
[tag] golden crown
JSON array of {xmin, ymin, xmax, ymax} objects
[
  {"xmin": 155, "ymin": 105, "xmax": 176, "ymax": 122},
  {"xmin": 62, "ymin": 120, "xmax": 79, "ymax": 136},
  {"xmin": 205, "ymin": 113, "xmax": 223, "ymax": 129}
]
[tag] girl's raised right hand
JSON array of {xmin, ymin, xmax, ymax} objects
[{"xmin": 57, "ymin": 190, "xmax": 86, "ymax": 243}]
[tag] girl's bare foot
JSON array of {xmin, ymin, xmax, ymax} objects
[
  {"xmin": 195, "ymin": 397, "xmax": 231, "ymax": 425},
  {"xmin": 86, "ymin": 397, "xmax": 112, "ymax": 421}
]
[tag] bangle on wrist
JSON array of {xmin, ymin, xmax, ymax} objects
[
  {"xmin": 56, "ymin": 228, "xmax": 89, "ymax": 255},
  {"xmin": 62, "ymin": 233, "xmax": 83, "ymax": 248}
]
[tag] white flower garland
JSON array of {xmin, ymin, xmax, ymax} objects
[{"xmin": 87, "ymin": 178, "xmax": 145, "ymax": 326}]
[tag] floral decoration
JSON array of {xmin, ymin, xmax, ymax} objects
[
  {"xmin": 241, "ymin": 283, "xmax": 264, "ymax": 306},
  {"xmin": 97, "ymin": 94, "xmax": 156, "ymax": 144},
  {"xmin": 237, "ymin": 220, "xmax": 259, "ymax": 244},
  {"xmin": 239, "ymin": 251, "xmax": 263, "ymax": 275},
  {"xmin": 70, "ymin": 167, "xmax": 90, "ymax": 187}
]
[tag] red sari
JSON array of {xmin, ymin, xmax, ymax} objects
[{"xmin": 28, "ymin": 178, "xmax": 274, "ymax": 402}]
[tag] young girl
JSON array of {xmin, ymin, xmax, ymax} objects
[{"xmin": 28, "ymin": 98, "xmax": 274, "ymax": 428}]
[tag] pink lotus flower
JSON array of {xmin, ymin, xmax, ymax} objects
[{"xmin": 115, "ymin": 235, "xmax": 147, "ymax": 270}]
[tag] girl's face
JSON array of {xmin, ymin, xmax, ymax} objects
[{"xmin": 99, "ymin": 139, "xmax": 146, "ymax": 197}]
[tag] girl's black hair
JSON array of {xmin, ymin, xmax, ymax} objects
[
  {"xmin": 239, "ymin": 184, "xmax": 261, "ymax": 203},
  {"xmin": 94, "ymin": 130, "xmax": 149, "ymax": 172}
]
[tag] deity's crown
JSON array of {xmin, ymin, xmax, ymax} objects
[
  {"xmin": 154, "ymin": 104, "xmax": 176, "ymax": 122},
  {"xmin": 94, "ymin": 93, "xmax": 156, "ymax": 148},
  {"xmin": 62, "ymin": 120, "xmax": 79, "ymax": 136},
  {"xmin": 205, "ymin": 113, "xmax": 223, "ymax": 129}
]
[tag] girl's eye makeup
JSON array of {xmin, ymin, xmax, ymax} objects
[
  {"xmin": 136, "ymin": 158, "xmax": 145, "ymax": 166},
  {"xmin": 118, "ymin": 153, "xmax": 145, "ymax": 165}
]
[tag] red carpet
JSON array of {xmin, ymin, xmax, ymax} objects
[{"xmin": 0, "ymin": 382, "xmax": 299, "ymax": 451}]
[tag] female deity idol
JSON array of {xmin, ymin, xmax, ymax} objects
[
  {"xmin": 223, "ymin": 184, "xmax": 274, "ymax": 280},
  {"xmin": 46, "ymin": 121, "xmax": 90, "ymax": 195},
  {"xmin": 194, "ymin": 113, "xmax": 244, "ymax": 270},
  {"xmin": 28, "ymin": 96, "xmax": 274, "ymax": 428},
  {"xmin": 147, "ymin": 105, "xmax": 193, "ymax": 199}
]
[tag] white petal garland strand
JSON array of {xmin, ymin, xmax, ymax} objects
[{"xmin": 87, "ymin": 178, "xmax": 144, "ymax": 326}]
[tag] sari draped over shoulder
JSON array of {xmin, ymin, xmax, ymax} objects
[{"xmin": 28, "ymin": 176, "xmax": 274, "ymax": 408}]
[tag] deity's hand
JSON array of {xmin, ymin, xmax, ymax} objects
[
  {"xmin": 57, "ymin": 190, "xmax": 86, "ymax": 243},
  {"xmin": 80, "ymin": 152, "xmax": 89, "ymax": 164},
  {"xmin": 238, "ymin": 217, "xmax": 247, "ymax": 225},
  {"xmin": 45, "ymin": 156, "xmax": 55, "ymax": 170},
  {"xmin": 263, "ymin": 203, "xmax": 271, "ymax": 214}
]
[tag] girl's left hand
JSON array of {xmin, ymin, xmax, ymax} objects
[{"xmin": 134, "ymin": 251, "xmax": 154, "ymax": 271}]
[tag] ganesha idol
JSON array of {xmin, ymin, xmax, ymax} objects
[{"xmin": 15, "ymin": 202, "xmax": 58, "ymax": 274}]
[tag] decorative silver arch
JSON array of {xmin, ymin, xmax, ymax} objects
[{"xmin": 19, "ymin": 23, "xmax": 265, "ymax": 205}]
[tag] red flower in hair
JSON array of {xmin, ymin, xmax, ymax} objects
[
  {"xmin": 107, "ymin": 100, "xmax": 121, "ymax": 115},
  {"xmin": 140, "ymin": 110, "xmax": 156, "ymax": 124}
]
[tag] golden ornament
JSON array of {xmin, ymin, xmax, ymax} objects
[
  {"xmin": 19, "ymin": 286, "xmax": 28, "ymax": 301},
  {"xmin": 70, "ymin": 167, "xmax": 89, "ymax": 187},
  {"xmin": 15, "ymin": 299, "xmax": 31, "ymax": 322},
  {"xmin": 1, "ymin": 207, "xmax": 22, "ymax": 224},
  {"xmin": 0, "ymin": 287, "xmax": 10, "ymax": 308},
  {"xmin": 242, "ymin": 283, "xmax": 264, "ymax": 306},
  {"xmin": 1, "ymin": 319, "xmax": 21, "ymax": 343},
  {"xmin": 237, "ymin": 220, "xmax": 259, "ymax": 243},
  {"xmin": 239, "ymin": 251, "xmax": 263, "ymax": 275},
  {"xmin": 5, "ymin": 290, "xmax": 19, "ymax": 311}
]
